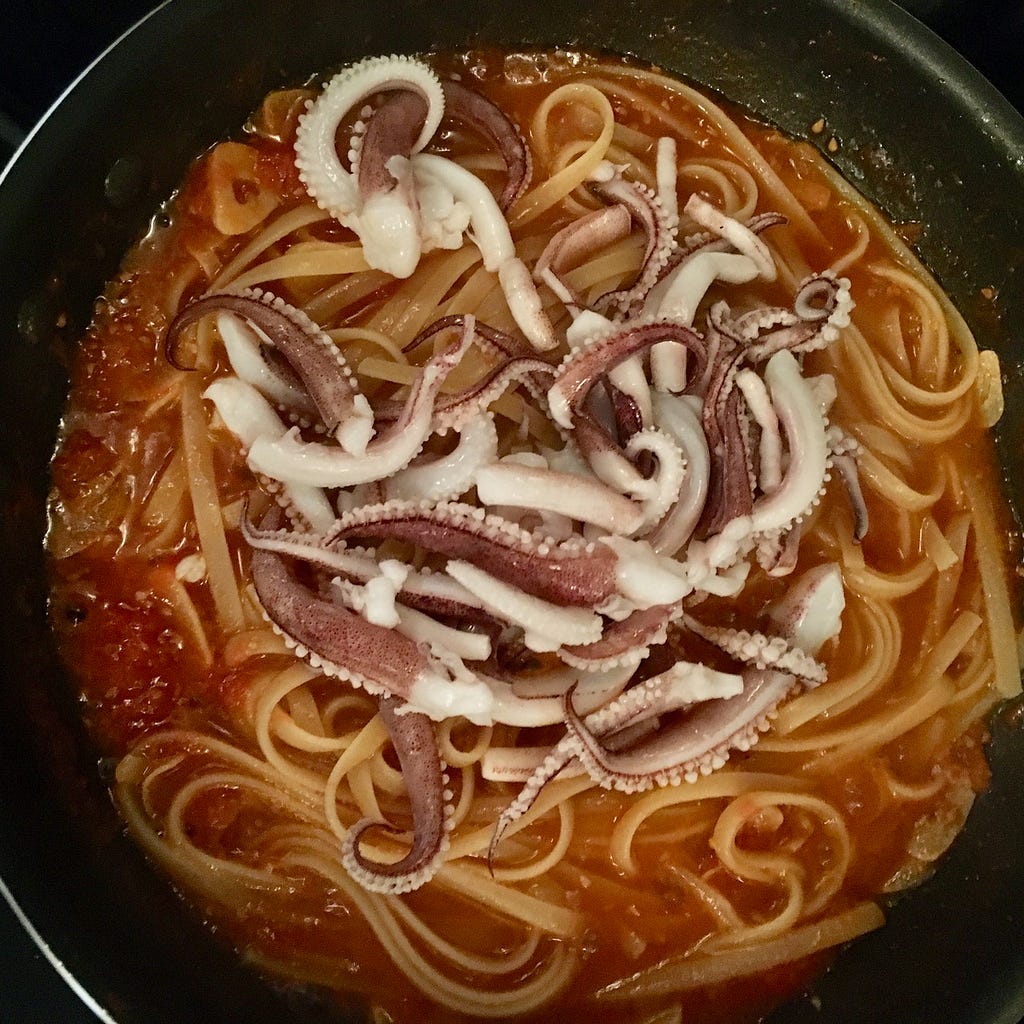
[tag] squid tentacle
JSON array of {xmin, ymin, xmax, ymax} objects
[
  {"xmin": 341, "ymin": 694, "xmax": 453, "ymax": 894},
  {"xmin": 167, "ymin": 287, "xmax": 373, "ymax": 453}
]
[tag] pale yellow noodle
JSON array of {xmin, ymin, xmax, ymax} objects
[
  {"xmin": 281, "ymin": 841, "xmax": 574, "ymax": 1017},
  {"xmin": 595, "ymin": 902, "xmax": 885, "ymax": 1000},
  {"xmin": 628, "ymin": 808, "xmax": 717, "ymax": 849},
  {"xmin": 800, "ymin": 679, "xmax": 958, "ymax": 768},
  {"xmin": 882, "ymin": 763, "xmax": 947, "ymax": 801},
  {"xmin": 922, "ymin": 514, "xmax": 959, "ymax": 571},
  {"xmin": 841, "ymin": 555, "xmax": 937, "ymax": 602},
  {"xmin": 435, "ymin": 860, "xmax": 583, "ymax": 939},
  {"xmin": 921, "ymin": 610, "xmax": 983, "ymax": 682},
  {"xmin": 608, "ymin": 772, "xmax": 813, "ymax": 875},
  {"xmin": 715, "ymin": 792, "xmax": 851, "ymax": 919},
  {"xmin": 512, "ymin": 83, "xmax": 615, "ymax": 228},
  {"xmin": 180, "ymin": 377, "xmax": 245, "ymax": 633},
  {"xmin": 490, "ymin": 802, "xmax": 575, "ymax": 883},
  {"xmin": 164, "ymin": 769, "xmax": 321, "ymax": 846},
  {"xmin": 139, "ymin": 448, "xmax": 188, "ymax": 527},
  {"xmin": 442, "ymin": 263, "xmax": 503, "ymax": 317},
  {"xmin": 153, "ymin": 570, "xmax": 214, "ymax": 667},
  {"xmin": 222, "ymin": 625, "xmax": 291, "ymax": 665},
  {"xmin": 871, "ymin": 302, "xmax": 912, "ymax": 373},
  {"xmin": 565, "ymin": 236, "xmax": 645, "ymax": 296},
  {"xmin": 869, "ymin": 266, "xmax": 977, "ymax": 402},
  {"xmin": 283, "ymin": 684, "xmax": 326, "ymax": 736},
  {"xmin": 117, "ymin": 780, "xmax": 296, "ymax": 903},
  {"xmin": 968, "ymin": 478, "xmax": 1023, "ymax": 697},
  {"xmin": 210, "ymin": 202, "xmax": 330, "ymax": 289},
  {"xmin": 322, "ymin": 691, "xmax": 377, "ymax": 729},
  {"xmin": 225, "ymin": 240, "xmax": 370, "ymax": 291},
  {"xmin": 385, "ymin": 897, "xmax": 542, "ymax": 975},
  {"xmin": 139, "ymin": 753, "xmax": 186, "ymax": 819},
  {"xmin": 943, "ymin": 449, "xmax": 970, "ymax": 506},
  {"xmin": 606, "ymin": 140, "xmax": 657, "ymax": 188},
  {"xmin": 370, "ymin": 747, "xmax": 407, "ymax": 795},
  {"xmin": 679, "ymin": 161, "xmax": 740, "ymax": 215},
  {"xmin": 831, "ymin": 324, "xmax": 972, "ymax": 444},
  {"xmin": 611, "ymin": 121, "xmax": 659, "ymax": 157},
  {"xmin": 271, "ymin": 712, "xmax": 350, "ymax": 754},
  {"xmin": 925, "ymin": 513, "xmax": 973, "ymax": 644},
  {"xmin": 327, "ymin": 325, "xmax": 410, "ymax": 365},
  {"xmin": 594, "ymin": 66, "xmax": 826, "ymax": 242},
  {"xmin": 253, "ymin": 664, "xmax": 336, "ymax": 793},
  {"xmin": 348, "ymin": 759, "xmax": 383, "ymax": 822},
  {"xmin": 854, "ymin": 421, "xmax": 914, "ymax": 469},
  {"xmin": 446, "ymin": 765, "xmax": 476, "ymax": 831},
  {"xmin": 774, "ymin": 594, "xmax": 900, "ymax": 731},
  {"xmin": 659, "ymin": 862, "xmax": 745, "ymax": 931},
  {"xmin": 450, "ymin": 775, "xmax": 595, "ymax": 861},
  {"xmin": 161, "ymin": 259, "xmax": 206, "ymax": 317},
  {"xmin": 703, "ymin": 158, "xmax": 760, "ymax": 221},
  {"xmin": 828, "ymin": 212, "xmax": 871, "ymax": 275},
  {"xmin": 438, "ymin": 720, "xmax": 493, "ymax": 768},
  {"xmin": 818, "ymin": 154, "xmax": 982, "ymax": 370},
  {"xmin": 357, "ymin": 356, "xmax": 418, "ymax": 387},
  {"xmin": 187, "ymin": 237, "xmax": 222, "ymax": 284},
  {"xmin": 303, "ymin": 268, "xmax": 392, "ymax": 323},
  {"xmin": 323, "ymin": 715, "xmax": 390, "ymax": 837},
  {"xmin": 946, "ymin": 664, "xmax": 1002, "ymax": 736},
  {"xmin": 367, "ymin": 247, "xmax": 481, "ymax": 344},
  {"xmin": 855, "ymin": 445, "xmax": 945, "ymax": 512}
]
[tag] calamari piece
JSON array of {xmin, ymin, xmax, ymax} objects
[
  {"xmin": 167, "ymin": 288, "xmax": 373, "ymax": 454},
  {"xmin": 442, "ymin": 78, "xmax": 532, "ymax": 211},
  {"xmin": 251, "ymin": 535, "xmax": 494, "ymax": 725},
  {"xmin": 445, "ymin": 558, "xmax": 604, "ymax": 652},
  {"xmin": 204, "ymin": 378, "xmax": 334, "ymax": 532},
  {"xmin": 295, "ymin": 55, "xmax": 445, "ymax": 278},
  {"xmin": 475, "ymin": 459, "xmax": 646, "ymax": 535},
  {"xmin": 750, "ymin": 350, "xmax": 830, "ymax": 535},
  {"xmin": 248, "ymin": 315, "xmax": 475, "ymax": 487},
  {"xmin": 384, "ymin": 414, "xmax": 498, "ymax": 503},
  {"xmin": 342, "ymin": 694, "xmax": 452, "ymax": 894}
]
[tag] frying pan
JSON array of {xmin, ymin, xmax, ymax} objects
[{"xmin": 1, "ymin": 1, "xmax": 1022, "ymax": 1022}]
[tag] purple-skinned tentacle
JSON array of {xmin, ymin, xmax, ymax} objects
[
  {"xmin": 329, "ymin": 500, "xmax": 622, "ymax": 608},
  {"xmin": 442, "ymin": 79, "xmax": 532, "ymax": 211},
  {"xmin": 357, "ymin": 90, "xmax": 430, "ymax": 200},
  {"xmin": 166, "ymin": 288, "xmax": 372, "ymax": 450},
  {"xmin": 341, "ymin": 693, "xmax": 451, "ymax": 894}
]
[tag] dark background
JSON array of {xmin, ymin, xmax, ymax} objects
[{"xmin": 1, "ymin": 1, "xmax": 1022, "ymax": 1022}]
